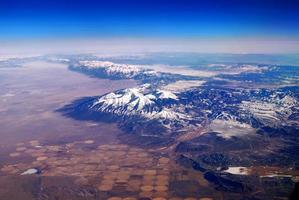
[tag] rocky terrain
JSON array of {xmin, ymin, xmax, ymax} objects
[
  {"xmin": 2, "ymin": 55, "xmax": 298, "ymax": 199},
  {"xmin": 61, "ymin": 59, "xmax": 299, "ymax": 139},
  {"xmin": 57, "ymin": 57, "xmax": 299, "ymax": 199}
]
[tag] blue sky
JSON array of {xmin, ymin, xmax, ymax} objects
[
  {"xmin": 1, "ymin": 0, "xmax": 299, "ymax": 54},
  {"xmin": 1, "ymin": 0, "xmax": 299, "ymax": 39}
]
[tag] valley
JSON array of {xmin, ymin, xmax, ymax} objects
[{"xmin": 0, "ymin": 55, "xmax": 298, "ymax": 200}]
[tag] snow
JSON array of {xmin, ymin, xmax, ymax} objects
[
  {"xmin": 94, "ymin": 86, "xmax": 155, "ymax": 112},
  {"xmin": 210, "ymin": 119, "xmax": 255, "ymax": 139},
  {"xmin": 48, "ymin": 58, "xmax": 70, "ymax": 63},
  {"xmin": 106, "ymin": 64, "xmax": 141, "ymax": 77},
  {"xmin": 79, "ymin": 60, "xmax": 218, "ymax": 79},
  {"xmin": 162, "ymin": 80, "xmax": 206, "ymax": 92},
  {"xmin": 91, "ymin": 85, "xmax": 188, "ymax": 121},
  {"xmin": 78, "ymin": 60, "xmax": 145, "ymax": 78},
  {"xmin": 21, "ymin": 168, "xmax": 39, "ymax": 175},
  {"xmin": 224, "ymin": 167, "xmax": 250, "ymax": 175},
  {"xmin": 145, "ymin": 94, "xmax": 157, "ymax": 100},
  {"xmin": 79, "ymin": 61, "xmax": 114, "ymax": 68},
  {"xmin": 207, "ymin": 63, "xmax": 268, "ymax": 74},
  {"xmin": 260, "ymin": 174, "xmax": 293, "ymax": 178},
  {"xmin": 156, "ymin": 90, "xmax": 178, "ymax": 100},
  {"xmin": 240, "ymin": 94, "xmax": 298, "ymax": 126},
  {"xmin": 279, "ymin": 95, "xmax": 297, "ymax": 107},
  {"xmin": 155, "ymin": 109, "xmax": 188, "ymax": 119},
  {"xmin": 130, "ymin": 93, "xmax": 154, "ymax": 111}
]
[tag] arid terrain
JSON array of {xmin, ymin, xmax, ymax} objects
[
  {"xmin": 0, "ymin": 60, "xmax": 219, "ymax": 200},
  {"xmin": 0, "ymin": 56, "xmax": 298, "ymax": 200}
]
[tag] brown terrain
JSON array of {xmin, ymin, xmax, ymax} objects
[{"xmin": 0, "ymin": 61, "xmax": 219, "ymax": 200}]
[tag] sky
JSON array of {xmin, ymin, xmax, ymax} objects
[{"xmin": 1, "ymin": 0, "xmax": 299, "ymax": 54}]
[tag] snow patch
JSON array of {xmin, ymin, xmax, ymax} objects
[
  {"xmin": 21, "ymin": 168, "xmax": 39, "ymax": 175},
  {"xmin": 162, "ymin": 80, "xmax": 206, "ymax": 92},
  {"xmin": 156, "ymin": 90, "xmax": 178, "ymax": 100},
  {"xmin": 224, "ymin": 167, "xmax": 250, "ymax": 175},
  {"xmin": 210, "ymin": 119, "xmax": 255, "ymax": 139}
]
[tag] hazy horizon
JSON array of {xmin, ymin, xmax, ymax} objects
[
  {"xmin": 1, "ymin": 38, "xmax": 299, "ymax": 56},
  {"xmin": 1, "ymin": 0, "xmax": 299, "ymax": 55}
]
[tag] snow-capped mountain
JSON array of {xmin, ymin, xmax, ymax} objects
[
  {"xmin": 78, "ymin": 60, "xmax": 150, "ymax": 78},
  {"xmin": 70, "ymin": 60, "xmax": 199, "ymax": 88},
  {"xmin": 90, "ymin": 84, "xmax": 188, "ymax": 121},
  {"xmin": 61, "ymin": 59, "xmax": 299, "ymax": 140},
  {"xmin": 240, "ymin": 94, "xmax": 298, "ymax": 126}
]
